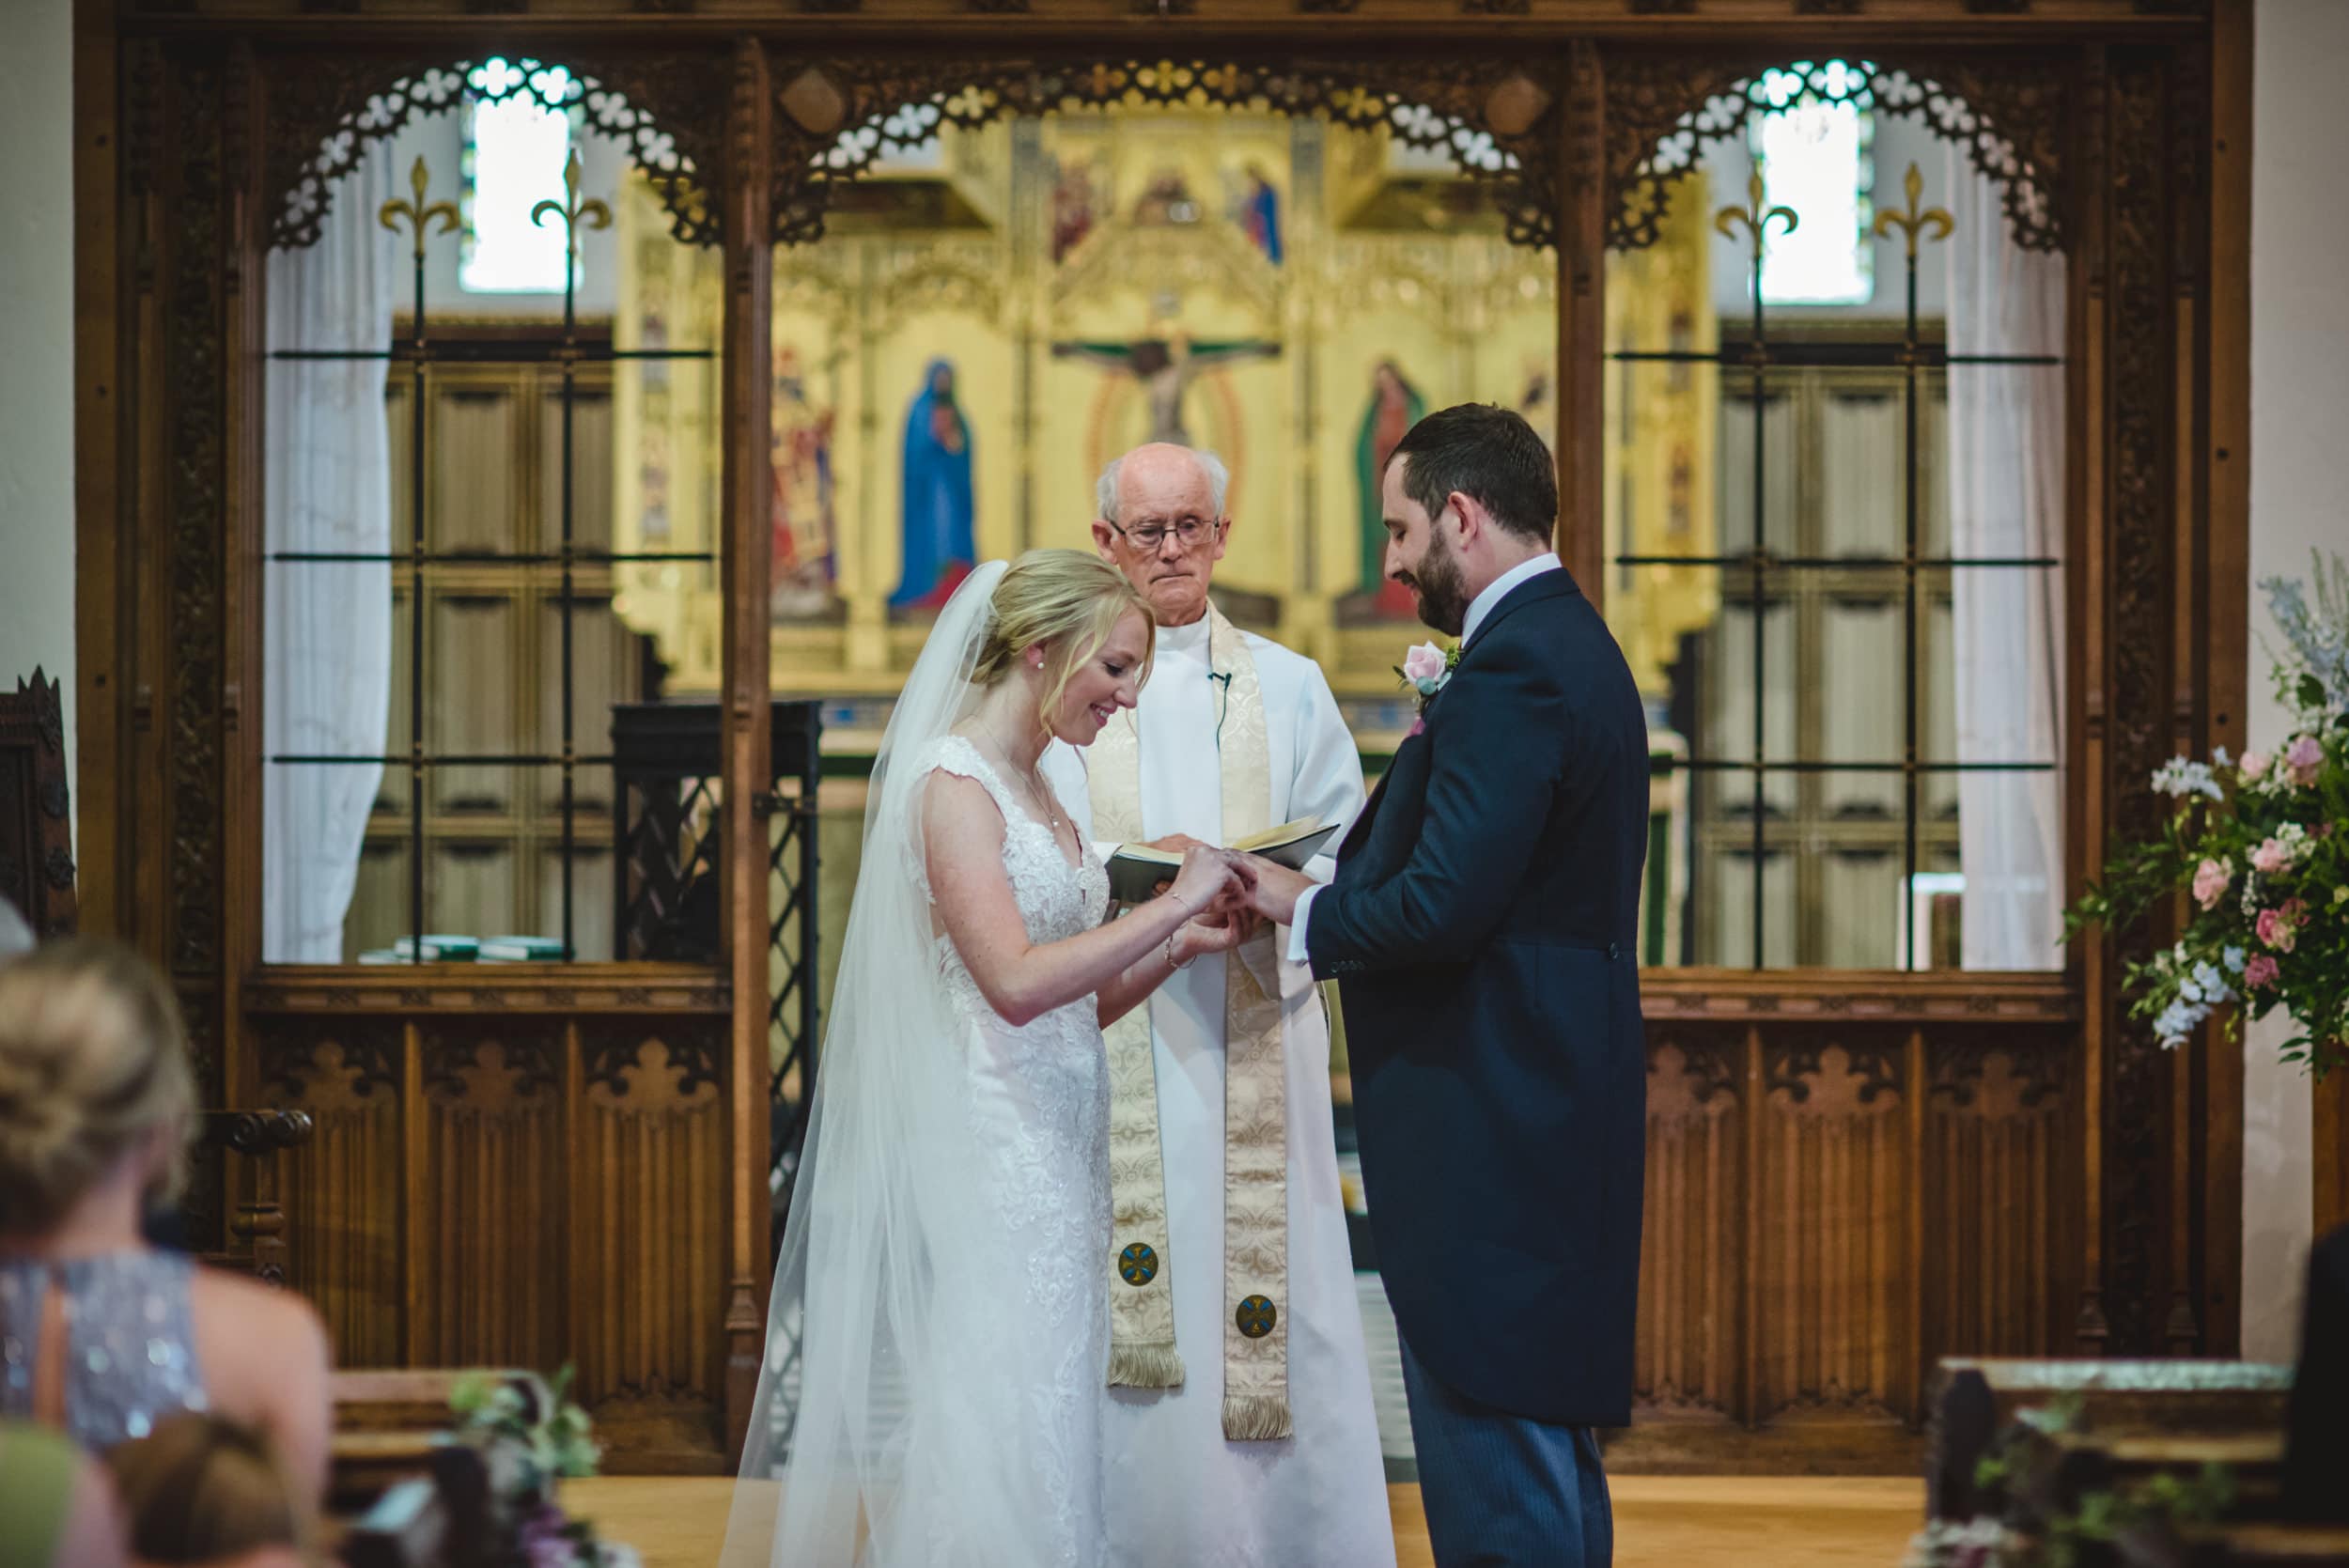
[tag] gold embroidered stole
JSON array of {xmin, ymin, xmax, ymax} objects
[{"xmin": 1091, "ymin": 607, "xmax": 1293, "ymax": 1440}]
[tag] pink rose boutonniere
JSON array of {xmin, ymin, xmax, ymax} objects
[{"xmin": 1394, "ymin": 641, "xmax": 1461, "ymax": 737}]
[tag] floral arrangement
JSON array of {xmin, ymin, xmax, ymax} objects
[
  {"xmin": 450, "ymin": 1364, "xmax": 637, "ymax": 1568},
  {"xmin": 1395, "ymin": 641, "xmax": 1460, "ymax": 731},
  {"xmin": 2067, "ymin": 553, "xmax": 2349, "ymax": 1072}
]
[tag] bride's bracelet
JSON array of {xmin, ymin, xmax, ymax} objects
[{"xmin": 1164, "ymin": 916, "xmax": 1196, "ymax": 972}]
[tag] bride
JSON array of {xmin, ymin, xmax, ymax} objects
[{"xmin": 726, "ymin": 551, "xmax": 1257, "ymax": 1567}]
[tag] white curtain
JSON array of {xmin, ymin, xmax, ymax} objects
[
  {"xmin": 263, "ymin": 147, "xmax": 397, "ymax": 962},
  {"xmin": 1945, "ymin": 148, "xmax": 2067, "ymax": 970}
]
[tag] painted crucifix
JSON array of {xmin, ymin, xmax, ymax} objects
[{"xmin": 1050, "ymin": 331, "xmax": 1283, "ymax": 448}]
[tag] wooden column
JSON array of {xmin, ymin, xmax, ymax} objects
[
  {"xmin": 1556, "ymin": 39, "xmax": 1607, "ymax": 608},
  {"xmin": 720, "ymin": 37, "xmax": 776, "ymax": 1462},
  {"xmin": 2202, "ymin": 0, "xmax": 2255, "ymax": 1352},
  {"xmin": 71, "ymin": 0, "xmax": 122, "ymax": 935},
  {"xmin": 2066, "ymin": 42, "xmax": 2111, "ymax": 1356}
]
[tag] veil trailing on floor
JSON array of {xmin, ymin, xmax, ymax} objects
[{"xmin": 723, "ymin": 559, "xmax": 1060, "ymax": 1567}]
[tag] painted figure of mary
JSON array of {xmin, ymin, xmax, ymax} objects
[{"xmin": 890, "ymin": 358, "xmax": 977, "ymax": 612}]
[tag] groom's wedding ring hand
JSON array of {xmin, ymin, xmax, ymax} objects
[{"xmin": 1237, "ymin": 856, "xmax": 1313, "ymax": 925}]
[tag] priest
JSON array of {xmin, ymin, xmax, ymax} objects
[{"xmin": 1042, "ymin": 442, "xmax": 1394, "ymax": 1566}]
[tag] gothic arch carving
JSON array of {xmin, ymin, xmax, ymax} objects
[
  {"xmin": 763, "ymin": 54, "xmax": 1564, "ymax": 250},
  {"xmin": 260, "ymin": 50, "xmax": 730, "ymax": 251},
  {"xmin": 1603, "ymin": 52, "xmax": 2069, "ymax": 254}
]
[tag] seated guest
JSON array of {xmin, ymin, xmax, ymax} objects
[
  {"xmin": 106, "ymin": 1412, "xmax": 313, "ymax": 1568},
  {"xmin": 0, "ymin": 940, "xmax": 331, "ymax": 1502},
  {"xmin": 0, "ymin": 1418, "xmax": 131, "ymax": 1568}
]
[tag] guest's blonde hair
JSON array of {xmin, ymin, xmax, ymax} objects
[
  {"xmin": 972, "ymin": 550, "xmax": 1153, "ymax": 735},
  {"xmin": 106, "ymin": 1412, "xmax": 316, "ymax": 1563},
  {"xmin": 0, "ymin": 939, "xmax": 194, "ymax": 1233}
]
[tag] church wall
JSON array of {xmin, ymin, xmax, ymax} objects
[
  {"xmin": 0, "ymin": 0, "xmax": 76, "ymax": 793},
  {"xmin": 2243, "ymin": 0, "xmax": 2341, "ymax": 1363}
]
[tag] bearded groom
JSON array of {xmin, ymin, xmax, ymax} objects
[
  {"xmin": 1040, "ymin": 442, "xmax": 1394, "ymax": 1567},
  {"xmin": 1246, "ymin": 405, "xmax": 1649, "ymax": 1568}
]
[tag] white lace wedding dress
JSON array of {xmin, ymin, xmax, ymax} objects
[
  {"xmin": 728, "ymin": 562, "xmax": 1120, "ymax": 1568},
  {"xmin": 910, "ymin": 735, "xmax": 1113, "ymax": 1566}
]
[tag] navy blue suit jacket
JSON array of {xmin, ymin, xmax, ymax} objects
[{"xmin": 1308, "ymin": 567, "xmax": 1647, "ymax": 1426}]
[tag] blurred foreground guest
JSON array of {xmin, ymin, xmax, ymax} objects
[
  {"xmin": 0, "ymin": 940, "xmax": 331, "ymax": 1500},
  {"xmin": 106, "ymin": 1412, "xmax": 314, "ymax": 1568},
  {"xmin": 0, "ymin": 1418, "xmax": 131, "ymax": 1568}
]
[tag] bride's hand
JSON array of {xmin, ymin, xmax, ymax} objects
[
  {"xmin": 1168, "ymin": 846, "xmax": 1251, "ymax": 915},
  {"xmin": 1175, "ymin": 908, "xmax": 1263, "ymax": 963}
]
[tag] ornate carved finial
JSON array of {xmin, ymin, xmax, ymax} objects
[
  {"xmin": 1872, "ymin": 162, "xmax": 1954, "ymax": 260},
  {"xmin": 531, "ymin": 148, "xmax": 614, "ymax": 268},
  {"xmin": 378, "ymin": 157, "xmax": 459, "ymax": 261},
  {"xmin": 1715, "ymin": 167, "xmax": 1798, "ymax": 252}
]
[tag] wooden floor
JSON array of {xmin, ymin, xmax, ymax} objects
[{"xmin": 568, "ymin": 1474, "xmax": 1924, "ymax": 1566}]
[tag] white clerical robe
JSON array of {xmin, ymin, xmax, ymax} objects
[{"xmin": 1042, "ymin": 614, "xmax": 1396, "ymax": 1568}]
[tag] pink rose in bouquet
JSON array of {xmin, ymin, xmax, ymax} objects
[
  {"xmin": 2251, "ymin": 838, "xmax": 2295, "ymax": 876},
  {"xmin": 2256, "ymin": 908, "xmax": 2295, "ymax": 953},
  {"xmin": 2245, "ymin": 955, "xmax": 2280, "ymax": 989},
  {"xmin": 2285, "ymin": 734, "xmax": 2326, "ymax": 786},
  {"xmin": 2192, "ymin": 858, "xmax": 2232, "ymax": 909},
  {"xmin": 2240, "ymin": 750, "xmax": 2269, "ymax": 780}
]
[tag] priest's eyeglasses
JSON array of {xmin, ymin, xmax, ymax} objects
[{"xmin": 1111, "ymin": 515, "xmax": 1225, "ymax": 552}]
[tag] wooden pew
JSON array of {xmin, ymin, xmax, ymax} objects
[
  {"xmin": 1928, "ymin": 1358, "xmax": 2294, "ymax": 1522},
  {"xmin": 326, "ymin": 1370, "xmax": 543, "ymax": 1568},
  {"xmin": 2119, "ymin": 1522, "xmax": 2349, "ymax": 1566}
]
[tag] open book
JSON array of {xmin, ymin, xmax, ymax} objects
[{"xmin": 1106, "ymin": 816, "xmax": 1340, "ymax": 907}]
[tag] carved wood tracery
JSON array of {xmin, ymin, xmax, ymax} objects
[
  {"xmin": 1602, "ymin": 53, "xmax": 2068, "ymax": 255},
  {"xmin": 257, "ymin": 50, "xmax": 730, "ymax": 251},
  {"xmin": 765, "ymin": 54, "xmax": 1563, "ymax": 249}
]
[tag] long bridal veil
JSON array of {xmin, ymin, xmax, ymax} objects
[{"xmin": 723, "ymin": 560, "xmax": 1056, "ymax": 1567}]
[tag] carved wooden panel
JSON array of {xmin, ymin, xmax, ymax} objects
[
  {"xmin": 1637, "ymin": 1031, "xmax": 1744, "ymax": 1424},
  {"xmin": 573, "ymin": 1022, "xmax": 728, "ymax": 1460},
  {"xmin": 1755, "ymin": 1033, "xmax": 1912, "ymax": 1425},
  {"xmin": 258, "ymin": 1020, "xmax": 407, "ymax": 1366},
  {"xmin": 244, "ymin": 1003, "xmax": 730, "ymax": 1465},
  {"xmin": 414, "ymin": 1028, "xmax": 566, "ymax": 1368},
  {"xmin": 1924, "ymin": 1035, "xmax": 2075, "ymax": 1360}
]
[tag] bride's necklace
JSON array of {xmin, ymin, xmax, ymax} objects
[{"xmin": 972, "ymin": 728, "xmax": 1067, "ymax": 839}]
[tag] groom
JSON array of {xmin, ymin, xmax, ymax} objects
[{"xmin": 1246, "ymin": 403, "xmax": 1648, "ymax": 1567}]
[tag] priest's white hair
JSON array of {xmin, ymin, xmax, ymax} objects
[{"xmin": 1097, "ymin": 445, "xmax": 1231, "ymax": 524}]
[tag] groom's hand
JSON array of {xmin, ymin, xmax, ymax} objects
[{"xmin": 1241, "ymin": 858, "xmax": 1315, "ymax": 925}]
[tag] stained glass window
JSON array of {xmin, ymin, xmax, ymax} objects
[
  {"xmin": 1749, "ymin": 62, "xmax": 1875, "ymax": 307},
  {"xmin": 459, "ymin": 58, "xmax": 579, "ymax": 295}
]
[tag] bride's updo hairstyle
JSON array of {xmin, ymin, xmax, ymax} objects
[
  {"xmin": 972, "ymin": 549, "xmax": 1154, "ymax": 733},
  {"xmin": 0, "ymin": 939, "xmax": 195, "ymax": 1234}
]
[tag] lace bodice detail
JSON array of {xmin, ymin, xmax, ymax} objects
[
  {"xmin": 917, "ymin": 735, "xmax": 1111, "ymax": 1017},
  {"xmin": 0, "ymin": 1251, "xmax": 209, "ymax": 1449}
]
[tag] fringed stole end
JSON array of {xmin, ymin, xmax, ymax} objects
[
  {"xmin": 1107, "ymin": 1341, "xmax": 1185, "ymax": 1389},
  {"xmin": 1221, "ymin": 1393, "xmax": 1294, "ymax": 1442}
]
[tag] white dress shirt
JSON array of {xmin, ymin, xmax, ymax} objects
[{"xmin": 1284, "ymin": 551, "xmax": 1563, "ymax": 961}]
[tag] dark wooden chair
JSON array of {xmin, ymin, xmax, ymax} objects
[
  {"xmin": 0, "ymin": 668, "xmax": 75, "ymax": 941},
  {"xmin": 195, "ymin": 1108, "xmax": 314, "ymax": 1283}
]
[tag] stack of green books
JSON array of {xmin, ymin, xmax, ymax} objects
[{"xmin": 478, "ymin": 936, "xmax": 568, "ymax": 963}]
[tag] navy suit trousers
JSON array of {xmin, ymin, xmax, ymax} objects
[{"xmin": 1400, "ymin": 1333, "xmax": 1612, "ymax": 1568}]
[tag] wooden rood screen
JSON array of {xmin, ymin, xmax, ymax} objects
[{"xmin": 72, "ymin": 0, "xmax": 2248, "ymax": 1470}]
